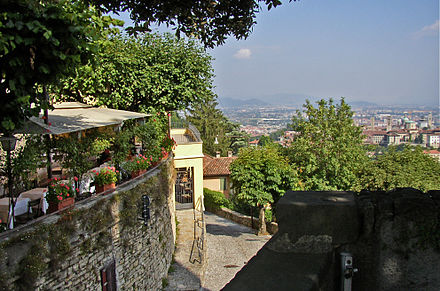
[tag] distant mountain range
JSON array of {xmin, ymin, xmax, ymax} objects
[
  {"xmin": 218, "ymin": 95, "xmax": 378, "ymax": 108},
  {"xmin": 218, "ymin": 97, "xmax": 270, "ymax": 108}
]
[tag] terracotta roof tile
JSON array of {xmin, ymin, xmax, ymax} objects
[{"xmin": 203, "ymin": 154, "xmax": 237, "ymax": 177}]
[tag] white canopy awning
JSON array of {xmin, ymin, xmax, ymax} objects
[{"xmin": 20, "ymin": 102, "xmax": 148, "ymax": 135}]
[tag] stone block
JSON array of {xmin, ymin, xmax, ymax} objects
[{"xmin": 276, "ymin": 191, "xmax": 360, "ymax": 245}]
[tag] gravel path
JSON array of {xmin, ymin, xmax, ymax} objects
[{"xmin": 202, "ymin": 212, "xmax": 271, "ymax": 291}]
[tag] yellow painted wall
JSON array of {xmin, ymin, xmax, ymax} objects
[
  {"xmin": 204, "ymin": 178, "xmax": 219, "ymax": 192},
  {"xmin": 171, "ymin": 128, "xmax": 204, "ymax": 210},
  {"xmin": 203, "ymin": 176, "xmax": 233, "ymax": 199},
  {"xmin": 173, "ymin": 143, "xmax": 203, "ymax": 158}
]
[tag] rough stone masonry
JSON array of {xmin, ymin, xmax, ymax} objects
[
  {"xmin": 0, "ymin": 159, "xmax": 176, "ymax": 290},
  {"xmin": 224, "ymin": 188, "xmax": 440, "ymax": 291}
]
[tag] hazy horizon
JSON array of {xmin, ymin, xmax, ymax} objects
[{"xmin": 210, "ymin": 0, "xmax": 439, "ymax": 107}]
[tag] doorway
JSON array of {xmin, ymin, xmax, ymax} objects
[{"xmin": 175, "ymin": 167, "xmax": 194, "ymax": 209}]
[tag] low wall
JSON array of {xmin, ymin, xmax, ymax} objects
[
  {"xmin": 0, "ymin": 158, "xmax": 176, "ymax": 290},
  {"xmin": 224, "ymin": 188, "xmax": 440, "ymax": 291},
  {"xmin": 208, "ymin": 207, "xmax": 278, "ymax": 234}
]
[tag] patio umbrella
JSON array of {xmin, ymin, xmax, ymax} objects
[{"xmin": 14, "ymin": 102, "xmax": 148, "ymax": 179}]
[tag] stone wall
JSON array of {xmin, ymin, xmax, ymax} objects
[
  {"xmin": 0, "ymin": 159, "xmax": 176, "ymax": 290},
  {"xmin": 224, "ymin": 188, "xmax": 440, "ymax": 291},
  {"xmin": 207, "ymin": 207, "xmax": 278, "ymax": 234},
  {"xmin": 345, "ymin": 188, "xmax": 440, "ymax": 290}
]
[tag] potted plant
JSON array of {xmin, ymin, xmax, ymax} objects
[
  {"xmin": 161, "ymin": 136, "xmax": 176, "ymax": 160},
  {"xmin": 124, "ymin": 154, "xmax": 151, "ymax": 178},
  {"xmin": 47, "ymin": 177, "xmax": 75, "ymax": 213},
  {"xmin": 92, "ymin": 167, "xmax": 118, "ymax": 194}
]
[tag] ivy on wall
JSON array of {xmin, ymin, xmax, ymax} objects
[{"xmin": 0, "ymin": 159, "xmax": 173, "ymax": 289}]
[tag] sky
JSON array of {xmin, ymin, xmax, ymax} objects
[{"xmin": 115, "ymin": 0, "xmax": 439, "ymax": 106}]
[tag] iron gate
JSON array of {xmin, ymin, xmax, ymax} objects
[{"xmin": 175, "ymin": 167, "xmax": 194, "ymax": 205}]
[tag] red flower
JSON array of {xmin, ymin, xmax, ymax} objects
[
  {"xmin": 48, "ymin": 122, "xmax": 52, "ymax": 126},
  {"xmin": 66, "ymin": 193, "xmax": 69, "ymax": 197},
  {"xmin": 76, "ymin": 188, "xmax": 79, "ymax": 192},
  {"xmin": 74, "ymin": 176, "xmax": 78, "ymax": 182},
  {"xmin": 57, "ymin": 196, "xmax": 62, "ymax": 201}
]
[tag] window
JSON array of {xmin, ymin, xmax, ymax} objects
[{"xmin": 220, "ymin": 177, "xmax": 227, "ymax": 191}]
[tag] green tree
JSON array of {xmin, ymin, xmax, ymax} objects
[
  {"xmin": 258, "ymin": 135, "xmax": 273, "ymax": 147},
  {"xmin": 0, "ymin": 0, "xmax": 118, "ymax": 133},
  {"xmin": 0, "ymin": 135, "xmax": 46, "ymax": 193},
  {"xmin": 89, "ymin": 0, "xmax": 296, "ymax": 48},
  {"xmin": 356, "ymin": 146, "xmax": 440, "ymax": 192},
  {"xmin": 55, "ymin": 33, "xmax": 215, "ymax": 113},
  {"xmin": 228, "ymin": 129, "xmax": 250, "ymax": 155},
  {"xmin": 287, "ymin": 98, "xmax": 369, "ymax": 191},
  {"xmin": 230, "ymin": 145, "xmax": 300, "ymax": 234},
  {"xmin": 187, "ymin": 97, "xmax": 237, "ymax": 156}
]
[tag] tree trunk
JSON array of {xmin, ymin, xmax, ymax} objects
[{"xmin": 258, "ymin": 205, "xmax": 268, "ymax": 236}]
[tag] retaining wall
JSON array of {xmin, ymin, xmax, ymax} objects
[
  {"xmin": 0, "ymin": 159, "xmax": 175, "ymax": 290},
  {"xmin": 207, "ymin": 207, "xmax": 278, "ymax": 234},
  {"xmin": 224, "ymin": 188, "xmax": 440, "ymax": 291}
]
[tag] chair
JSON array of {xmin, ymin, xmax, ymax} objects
[{"xmin": 27, "ymin": 198, "xmax": 41, "ymax": 219}]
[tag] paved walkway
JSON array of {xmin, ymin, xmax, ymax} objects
[
  {"xmin": 166, "ymin": 209, "xmax": 204, "ymax": 291},
  {"xmin": 203, "ymin": 212, "xmax": 271, "ymax": 290},
  {"xmin": 166, "ymin": 209, "xmax": 270, "ymax": 291}
]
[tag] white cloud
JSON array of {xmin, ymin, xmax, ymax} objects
[
  {"xmin": 234, "ymin": 48, "xmax": 252, "ymax": 59},
  {"xmin": 414, "ymin": 20, "xmax": 439, "ymax": 38}
]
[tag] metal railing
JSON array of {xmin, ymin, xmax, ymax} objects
[
  {"xmin": 189, "ymin": 195, "xmax": 205, "ymax": 264},
  {"xmin": 170, "ymin": 120, "xmax": 202, "ymax": 142}
]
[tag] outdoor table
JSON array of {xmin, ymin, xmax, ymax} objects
[
  {"xmin": 0, "ymin": 197, "xmax": 31, "ymax": 229},
  {"xmin": 18, "ymin": 188, "xmax": 49, "ymax": 214}
]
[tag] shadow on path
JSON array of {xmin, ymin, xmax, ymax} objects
[{"xmin": 203, "ymin": 212, "xmax": 270, "ymax": 290}]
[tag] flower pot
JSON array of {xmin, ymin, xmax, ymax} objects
[
  {"xmin": 96, "ymin": 183, "xmax": 116, "ymax": 194},
  {"xmin": 47, "ymin": 197, "xmax": 75, "ymax": 214},
  {"xmin": 131, "ymin": 170, "xmax": 146, "ymax": 178}
]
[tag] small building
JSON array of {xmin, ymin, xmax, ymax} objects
[
  {"xmin": 171, "ymin": 124, "xmax": 204, "ymax": 210},
  {"xmin": 427, "ymin": 133, "xmax": 440, "ymax": 148},
  {"xmin": 203, "ymin": 152, "xmax": 237, "ymax": 198},
  {"xmin": 424, "ymin": 150, "xmax": 440, "ymax": 162}
]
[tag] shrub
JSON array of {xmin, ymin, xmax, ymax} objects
[{"xmin": 203, "ymin": 188, "xmax": 232, "ymax": 210}]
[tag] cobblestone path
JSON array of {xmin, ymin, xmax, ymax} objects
[
  {"xmin": 166, "ymin": 210, "xmax": 270, "ymax": 291},
  {"xmin": 202, "ymin": 212, "xmax": 270, "ymax": 290}
]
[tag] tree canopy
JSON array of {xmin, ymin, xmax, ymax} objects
[
  {"xmin": 54, "ymin": 32, "xmax": 215, "ymax": 113},
  {"xmin": 88, "ymin": 0, "xmax": 295, "ymax": 48},
  {"xmin": 355, "ymin": 146, "xmax": 440, "ymax": 192},
  {"xmin": 231, "ymin": 145, "xmax": 299, "ymax": 208},
  {"xmin": 287, "ymin": 98, "xmax": 369, "ymax": 191},
  {"xmin": 0, "ymin": 0, "xmax": 118, "ymax": 133},
  {"xmin": 230, "ymin": 145, "xmax": 299, "ymax": 234},
  {"xmin": 187, "ymin": 97, "xmax": 241, "ymax": 156}
]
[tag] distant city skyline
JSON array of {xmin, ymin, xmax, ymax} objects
[{"xmin": 113, "ymin": 0, "xmax": 439, "ymax": 106}]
